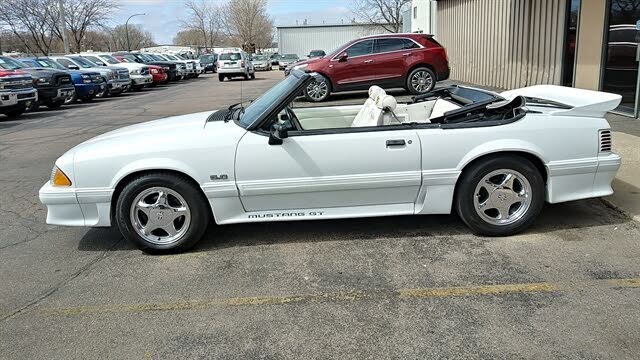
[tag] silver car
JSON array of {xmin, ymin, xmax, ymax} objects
[
  {"xmin": 278, "ymin": 54, "xmax": 300, "ymax": 70},
  {"xmin": 251, "ymin": 54, "xmax": 271, "ymax": 71}
]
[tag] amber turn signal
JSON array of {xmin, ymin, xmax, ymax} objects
[{"xmin": 52, "ymin": 167, "xmax": 72, "ymax": 187}]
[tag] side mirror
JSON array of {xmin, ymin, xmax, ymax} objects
[
  {"xmin": 338, "ymin": 52, "xmax": 348, "ymax": 62},
  {"xmin": 96, "ymin": 61, "xmax": 105, "ymax": 66},
  {"xmin": 268, "ymin": 123, "xmax": 289, "ymax": 145},
  {"xmin": 68, "ymin": 65, "xmax": 79, "ymax": 70}
]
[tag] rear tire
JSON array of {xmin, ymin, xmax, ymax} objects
[
  {"xmin": 250, "ymin": 73, "xmax": 255, "ymax": 79},
  {"xmin": 115, "ymin": 172, "xmax": 210, "ymax": 253},
  {"xmin": 303, "ymin": 75, "xmax": 332, "ymax": 102},
  {"xmin": 406, "ymin": 67, "xmax": 436, "ymax": 95},
  {"xmin": 218, "ymin": 74, "xmax": 225, "ymax": 82},
  {"xmin": 455, "ymin": 155, "xmax": 544, "ymax": 236}
]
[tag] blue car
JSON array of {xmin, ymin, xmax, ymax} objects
[{"xmin": 19, "ymin": 57, "xmax": 105, "ymax": 104}]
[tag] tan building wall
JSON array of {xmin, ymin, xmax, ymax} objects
[
  {"xmin": 573, "ymin": 0, "xmax": 607, "ymax": 90},
  {"xmin": 437, "ymin": 0, "xmax": 566, "ymax": 89}
]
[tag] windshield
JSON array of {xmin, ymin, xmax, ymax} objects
[
  {"xmin": 69, "ymin": 57, "xmax": 94, "ymax": 68},
  {"xmin": 120, "ymin": 54, "xmax": 138, "ymax": 63},
  {"xmin": 175, "ymin": 54, "xmax": 186, "ymax": 60},
  {"xmin": 198, "ymin": 55, "xmax": 214, "ymax": 61},
  {"xmin": 101, "ymin": 55, "xmax": 121, "ymax": 64},
  {"xmin": 0, "ymin": 57, "xmax": 27, "ymax": 70},
  {"xmin": 253, "ymin": 55, "xmax": 267, "ymax": 61},
  {"xmin": 148, "ymin": 54, "xmax": 164, "ymax": 61},
  {"xmin": 239, "ymin": 75, "xmax": 300, "ymax": 127},
  {"xmin": 138, "ymin": 54, "xmax": 154, "ymax": 62},
  {"xmin": 282, "ymin": 54, "xmax": 298, "ymax": 59},
  {"xmin": 219, "ymin": 53, "xmax": 241, "ymax": 61},
  {"xmin": 35, "ymin": 58, "xmax": 66, "ymax": 70},
  {"xmin": 164, "ymin": 54, "xmax": 177, "ymax": 60}
]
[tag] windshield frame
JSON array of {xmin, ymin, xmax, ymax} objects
[{"xmin": 238, "ymin": 70, "xmax": 311, "ymax": 130}]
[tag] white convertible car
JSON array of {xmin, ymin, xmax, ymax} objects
[{"xmin": 39, "ymin": 70, "xmax": 621, "ymax": 252}]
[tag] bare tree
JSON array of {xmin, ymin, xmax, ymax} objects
[
  {"xmin": 0, "ymin": 0, "xmax": 58, "ymax": 55},
  {"xmin": 222, "ymin": 0, "xmax": 273, "ymax": 50},
  {"xmin": 351, "ymin": 0, "xmax": 409, "ymax": 33},
  {"xmin": 181, "ymin": 0, "xmax": 223, "ymax": 49},
  {"xmin": 109, "ymin": 24, "xmax": 155, "ymax": 52},
  {"xmin": 50, "ymin": 0, "xmax": 119, "ymax": 52},
  {"xmin": 173, "ymin": 29, "xmax": 204, "ymax": 47}
]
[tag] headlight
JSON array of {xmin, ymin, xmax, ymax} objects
[
  {"xmin": 81, "ymin": 74, "xmax": 92, "ymax": 84},
  {"xmin": 150, "ymin": 68, "xmax": 159, "ymax": 74},
  {"xmin": 131, "ymin": 69, "xmax": 141, "ymax": 75},
  {"xmin": 36, "ymin": 77, "xmax": 50, "ymax": 85},
  {"xmin": 50, "ymin": 166, "xmax": 72, "ymax": 187},
  {"xmin": 293, "ymin": 64, "xmax": 308, "ymax": 70}
]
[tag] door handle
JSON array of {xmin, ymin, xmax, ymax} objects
[
  {"xmin": 386, "ymin": 139, "xmax": 406, "ymax": 147},
  {"xmin": 364, "ymin": 60, "xmax": 374, "ymax": 64},
  {"xmin": 402, "ymin": 53, "xmax": 411, "ymax": 57}
]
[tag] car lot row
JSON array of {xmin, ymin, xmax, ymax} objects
[{"xmin": 0, "ymin": 52, "xmax": 212, "ymax": 120}]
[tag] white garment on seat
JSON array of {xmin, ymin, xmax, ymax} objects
[
  {"xmin": 429, "ymin": 99, "xmax": 460, "ymax": 119},
  {"xmin": 351, "ymin": 86, "xmax": 398, "ymax": 127}
]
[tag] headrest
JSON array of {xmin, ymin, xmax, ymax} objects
[
  {"xmin": 375, "ymin": 94, "xmax": 397, "ymax": 111},
  {"xmin": 368, "ymin": 85, "xmax": 385, "ymax": 100}
]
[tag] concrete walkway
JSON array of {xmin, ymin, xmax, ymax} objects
[{"xmin": 606, "ymin": 113, "xmax": 640, "ymax": 222}]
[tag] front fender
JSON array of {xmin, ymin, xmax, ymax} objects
[{"xmin": 110, "ymin": 157, "xmax": 202, "ymax": 190}]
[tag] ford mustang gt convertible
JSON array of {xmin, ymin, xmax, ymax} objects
[{"xmin": 39, "ymin": 70, "xmax": 621, "ymax": 252}]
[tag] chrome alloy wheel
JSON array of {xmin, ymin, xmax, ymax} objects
[
  {"xmin": 129, "ymin": 187, "xmax": 191, "ymax": 245},
  {"xmin": 306, "ymin": 79, "xmax": 328, "ymax": 100},
  {"xmin": 410, "ymin": 70, "xmax": 433, "ymax": 93},
  {"xmin": 473, "ymin": 169, "xmax": 532, "ymax": 226}
]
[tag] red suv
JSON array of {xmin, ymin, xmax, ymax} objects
[{"xmin": 287, "ymin": 33, "xmax": 449, "ymax": 102}]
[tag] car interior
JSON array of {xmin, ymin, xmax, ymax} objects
[{"xmin": 273, "ymin": 85, "xmax": 527, "ymax": 131}]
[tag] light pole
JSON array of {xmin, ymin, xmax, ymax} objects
[{"xmin": 125, "ymin": 13, "xmax": 145, "ymax": 52}]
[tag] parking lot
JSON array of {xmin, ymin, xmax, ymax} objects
[{"xmin": 1, "ymin": 70, "xmax": 640, "ymax": 359}]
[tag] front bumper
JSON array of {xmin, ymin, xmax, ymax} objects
[
  {"xmin": 0, "ymin": 88, "xmax": 38, "ymax": 107},
  {"xmin": 38, "ymin": 85, "xmax": 75, "ymax": 102},
  {"xmin": 131, "ymin": 74, "xmax": 153, "ymax": 86},
  {"xmin": 73, "ymin": 83, "xmax": 98, "ymax": 98},
  {"xmin": 39, "ymin": 182, "xmax": 113, "ymax": 227},
  {"xmin": 217, "ymin": 67, "xmax": 247, "ymax": 75},
  {"xmin": 107, "ymin": 79, "xmax": 130, "ymax": 92},
  {"xmin": 254, "ymin": 63, "xmax": 270, "ymax": 70},
  {"xmin": 152, "ymin": 73, "xmax": 168, "ymax": 83}
]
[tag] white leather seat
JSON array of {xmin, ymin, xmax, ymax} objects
[{"xmin": 351, "ymin": 86, "xmax": 398, "ymax": 127}]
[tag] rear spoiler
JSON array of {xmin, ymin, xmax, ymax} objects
[{"xmin": 500, "ymin": 85, "xmax": 621, "ymax": 117}]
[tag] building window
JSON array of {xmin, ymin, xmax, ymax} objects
[
  {"xmin": 413, "ymin": 6, "xmax": 417, "ymax": 19},
  {"xmin": 562, "ymin": 0, "xmax": 580, "ymax": 87}
]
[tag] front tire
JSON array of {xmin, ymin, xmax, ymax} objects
[
  {"xmin": 46, "ymin": 100, "xmax": 64, "ymax": 109},
  {"xmin": 2, "ymin": 105, "xmax": 26, "ymax": 119},
  {"xmin": 455, "ymin": 155, "xmax": 544, "ymax": 236},
  {"xmin": 115, "ymin": 173, "xmax": 210, "ymax": 253},
  {"xmin": 218, "ymin": 74, "xmax": 225, "ymax": 82},
  {"xmin": 406, "ymin": 67, "xmax": 436, "ymax": 95},
  {"xmin": 303, "ymin": 75, "xmax": 332, "ymax": 102}
]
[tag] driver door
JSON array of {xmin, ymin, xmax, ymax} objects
[{"xmin": 234, "ymin": 117, "xmax": 422, "ymax": 213}]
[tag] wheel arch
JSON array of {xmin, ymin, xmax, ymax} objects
[
  {"xmin": 453, "ymin": 150, "xmax": 549, "ymax": 207},
  {"xmin": 310, "ymin": 70, "xmax": 334, "ymax": 89},
  {"xmin": 109, "ymin": 168, "xmax": 213, "ymax": 225},
  {"xmin": 405, "ymin": 63, "xmax": 436, "ymax": 79}
]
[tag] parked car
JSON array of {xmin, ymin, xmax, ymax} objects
[
  {"xmin": 51, "ymin": 56, "xmax": 131, "ymax": 96},
  {"xmin": 78, "ymin": 53, "xmax": 152, "ymax": 91},
  {"xmin": 251, "ymin": 54, "xmax": 271, "ymax": 71},
  {"xmin": 153, "ymin": 54, "xmax": 187, "ymax": 80},
  {"xmin": 0, "ymin": 56, "xmax": 74, "ymax": 110},
  {"xmin": 161, "ymin": 53, "xmax": 197, "ymax": 78},
  {"xmin": 278, "ymin": 54, "xmax": 299, "ymax": 70},
  {"xmin": 197, "ymin": 54, "xmax": 217, "ymax": 73},
  {"xmin": 286, "ymin": 33, "xmax": 450, "ymax": 102},
  {"xmin": 307, "ymin": 49, "xmax": 326, "ymax": 59},
  {"xmin": 269, "ymin": 53, "xmax": 280, "ymax": 66},
  {"xmin": 0, "ymin": 68, "xmax": 38, "ymax": 119},
  {"xmin": 19, "ymin": 57, "xmax": 104, "ymax": 104},
  {"xmin": 39, "ymin": 70, "xmax": 622, "ymax": 253},
  {"xmin": 147, "ymin": 64, "xmax": 168, "ymax": 86},
  {"xmin": 113, "ymin": 52, "xmax": 178, "ymax": 82},
  {"xmin": 217, "ymin": 48, "xmax": 255, "ymax": 81}
]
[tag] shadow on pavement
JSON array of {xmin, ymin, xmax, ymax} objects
[{"xmin": 76, "ymin": 198, "xmax": 631, "ymax": 253}]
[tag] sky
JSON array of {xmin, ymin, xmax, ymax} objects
[{"xmin": 116, "ymin": 0, "xmax": 354, "ymax": 45}]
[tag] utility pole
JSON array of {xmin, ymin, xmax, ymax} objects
[{"xmin": 58, "ymin": 0, "xmax": 70, "ymax": 53}]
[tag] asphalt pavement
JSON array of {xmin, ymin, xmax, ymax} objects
[{"xmin": 1, "ymin": 71, "xmax": 639, "ymax": 359}]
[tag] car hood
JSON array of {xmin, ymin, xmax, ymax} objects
[
  {"xmin": 79, "ymin": 111, "xmax": 215, "ymax": 147},
  {"xmin": 290, "ymin": 57, "xmax": 323, "ymax": 67},
  {"xmin": 21, "ymin": 67, "xmax": 66, "ymax": 77}
]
